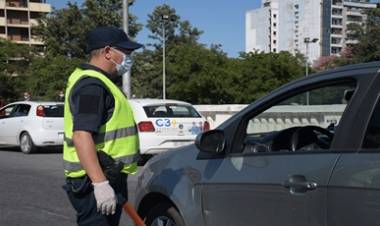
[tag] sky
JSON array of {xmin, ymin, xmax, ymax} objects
[
  {"xmin": 48, "ymin": 0, "xmax": 262, "ymax": 57},
  {"xmin": 49, "ymin": 0, "xmax": 380, "ymax": 57}
]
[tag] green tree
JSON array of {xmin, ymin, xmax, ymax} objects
[
  {"xmin": 346, "ymin": 8, "xmax": 380, "ymax": 62},
  {"xmin": 0, "ymin": 39, "xmax": 33, "ymax": 76},
  {"xmin": 35, "ymin": 0, "xmax": 142, "ymax": 58},
  {"xmin": 27, "ymin": 55, "xmax": 82, "ymax": 100},
  {"xmin": 146, "ymin": 4, "xmax": 203, "ymax": 48},
  {"xmin": 231, "ymin": 51, "xmax": 305, "ymax": 103}
]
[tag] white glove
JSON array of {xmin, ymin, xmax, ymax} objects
[{"xmin": 92, "ymin": 180, "xmax": 116, "ymax": 215}]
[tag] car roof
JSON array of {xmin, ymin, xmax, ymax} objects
[
  {"xmin": 129, "ymin": 98, "xmax": 193, "ymax": 106},
  {"xmin": 5, "ymin": 101, "xmax": 64, "ymax": 106}
]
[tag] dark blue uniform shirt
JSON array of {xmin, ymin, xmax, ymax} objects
[{"xmin": 69, "ymin": 63, "xmax": 118, "ymax": 134}]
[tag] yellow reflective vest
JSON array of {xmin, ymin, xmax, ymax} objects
[{"xmin": 63, "ymin": 68, "xmax": 139, "ymax": 178}]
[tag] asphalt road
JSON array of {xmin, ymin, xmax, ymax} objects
[{"xmin": 0, "ymin": 148, "xmax": 139, "ymax": 226}]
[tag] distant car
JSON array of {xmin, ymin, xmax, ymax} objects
[
  {"xmin": 129, "ymin": 99, "xmax": 209, "ymax": 162},
  {"xmin": 0, "ymin": 101, "xmax": 64, "ymax": 154},
  {"xmin": 135, "ymin": 62, "xmax": 380, "ymax": 226}
]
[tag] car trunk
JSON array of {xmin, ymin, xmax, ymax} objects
[
  {"xmin": 40, "ymin": 104, "xmax": 64, "ymax": 131},
  {"xmin": 143, "ymin": 104, "xmax": 205, "ymax": 136}
]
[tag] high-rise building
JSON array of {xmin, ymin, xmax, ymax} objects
[
  {"xmin": 246, "ymin": 0, "xmax": 377, "ymax": 64},
  {"xmin": 322, "ymin": 0, "xmax": 376, "ymax": 56},
  {"xmin": 0, "ymin": 0, "xmax": 51, "ymax": 46}
]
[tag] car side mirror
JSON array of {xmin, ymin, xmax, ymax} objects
[{"xmin": 195, "ymin": 130, "xmax": 226, "ymax": 154}]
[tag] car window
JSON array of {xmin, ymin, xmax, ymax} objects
[
  {"xmin": 241, "ymin": 82, "xmax": 356, "ymax": 154},
  {"xmin": 0, "ymin": 105, "xmax": 17, "ymax": 119},
  {"xmin": 13, "ymin": 104, "xmax": 31, "ymax": 117},
  {"xmin": 143, "ymin": 104, "xmax": 201, "ymax": 118},
  {"xmin": 362, "ymin": 98, "xmax": 380, "ymax": 149},
  {"xmin": 43, "ymin": 104, "xmax": 64, "ymax": 118}
]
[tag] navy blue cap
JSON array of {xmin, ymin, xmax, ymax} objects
[{"xmin": 86, "ymin": 26, "xmax": 143, "ymax": 53}]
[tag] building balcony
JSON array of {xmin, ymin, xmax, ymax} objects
[
  {"xmin": 331, "ymin": 23, "xmax": 343, "ymax": 28},
  {"xmin": 0, "ymin": 34, "xmax": 6, "ymax": 39},
  {"xmin": 30, "ymin": 35, "xmax": 43, "ymax": 45},
  {"xmin": 331, "ymin": 33, "xmax": 343, "ymax": 37},
  {"xmin": 29, "ymin": 2, "xmax": 51, "ymax": 13},
  {"xmin": 346, "ymin": 39, "xmax": 359, "ymax": 45},
  {"xmin": 8, "ymin": 35, "xmax": 29, "ymax": 42},
  {"xmin": 30, "ymin": 18, "xmax": 39, "ymax": 26},
  {"xmin": 0, "ymin": 17, "xmax": 5, "ymax": 26},
  {"xmin": 346, "ymin": 10, "xmax": 363, "ymax": 17},
  {"xmin": 332, "ymin": 4, "xmax": 343, "ymax": 9},
  {"xmin": 7, "ymin": 18, "xmax": 30, "ymax": 27},
  {"xmin": 331, "ymin": 43, "xmax": 343, "ymax": 48},
  {"xmin": 0, "ymin": 0, "xmax": 5, "ymax": 8},
  {"xmin": 6, "ymin": 1, "xmax": 28, "ymax": 10},
  {"xmin": 332, "ymin": 14, "xmax": 343, "ymax": 19}
]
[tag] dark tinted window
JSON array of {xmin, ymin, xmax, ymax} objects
[
  {"xmin": 363, "ymin": 98, "xmax": 380, "ymax": 148},
  {"xmin": 143, "ymin": 104, "xmax": 201, "ymax": 118},
  {"xmin": 43, "ymin": 104, "xmax": 64, "ymax": 118},
  {"xmin": 0, "ymin": 105, "xmax": 17, "ymax": 118},
  {"xmin": 14, "ymin": 104, "xmax": 31, "ymax": 117}
]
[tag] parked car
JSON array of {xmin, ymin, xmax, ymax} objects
[
  {"xmin": 134, "ymin": 62, "xmax": 380, "ymax": 226},
  {"xmin": 129, "ymin": 99, "xmax": 209, "ymax": 164},
  {"xmin": 0, "ymin": 101, "xmax": 64, "ymax": 153}
]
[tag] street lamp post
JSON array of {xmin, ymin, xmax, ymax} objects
[
  {"xmin": 304, "ymin": 37, "xmax": 319, "ymax": 105},
  {"xmin": 162, "ymin": 14, "xmax": 169, "ymax": 100},
  {"xmin": 122, "ymin": 0, "xmax": 134, "ymax": 98}
]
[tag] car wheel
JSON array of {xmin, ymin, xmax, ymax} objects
[
  {"xmin": 145, "ymin": 202, "xmax": 185, "ymax": 226},
  {"xmin": 20, "ymin": 132, "xmax": 36, "ymax": 154}
]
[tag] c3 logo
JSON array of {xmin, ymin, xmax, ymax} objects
[{"xmin": 155, "ymin": 119, "xmax": 171, "ymax": 127}]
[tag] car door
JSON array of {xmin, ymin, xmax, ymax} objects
[
  {"xmin": 199, "ymin": 78, "xmax": 362, "ymax": 226},
  {"xmin": 327, "ymin": 73, "xmax": 380, "ymax": 226},
  {"xmin": 0, "ymin": 104, "xmax": 18, "ymax": 145}
]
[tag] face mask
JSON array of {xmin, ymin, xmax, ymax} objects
[{"xmin": 111, "ymin": 48, "xmax": 133, "ymax": 76}]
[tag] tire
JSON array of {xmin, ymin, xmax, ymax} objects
[
  {"xmin": 145, "ymin": 202, "xmax": 185, "ymax": 226},
  {"xmin": 20, "ymin": 132, "xmax": 37, "ymax": 154}
]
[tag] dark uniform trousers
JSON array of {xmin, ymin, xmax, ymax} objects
[{"xmin": 64, "ymin": 174, "xmax": 128, "ymax": 226}]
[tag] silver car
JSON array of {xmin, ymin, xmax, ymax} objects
[{"xmin": 135, "ymin": 62, "xmax": 380, "ymax": 226}]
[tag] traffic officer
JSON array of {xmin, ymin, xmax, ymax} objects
[{"xmin": 63, "ymin": 26, "xmax": 142, "ymax": 226}]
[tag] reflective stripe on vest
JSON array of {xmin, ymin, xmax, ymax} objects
[
  {"xmin": 64, "ymin": 126, "xmax": 137, "ymax": 147},
  {"xmin": 63, "ymin": 154, "xmax": 139, "ymax": 171}
]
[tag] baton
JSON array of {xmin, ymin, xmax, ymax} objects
[{"xmin": 123, "ymin": 202, "xmax": 146, "ymax": 226}]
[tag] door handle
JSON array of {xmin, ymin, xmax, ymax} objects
[{"xmin": 283, "ymin": 175, "xmax": 317, "ymax": 194}]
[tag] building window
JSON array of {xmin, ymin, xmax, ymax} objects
[
  {"xmin": 0, "ymin": 27, "xmax": 5, "ymax": 34},
  {"xmin": 273, "ymin": 22, "xmax": 277, "ymax": 27},
  {"xmin": 273, "ymin": 31, "xmax": 277, "ymax": 36},
  {"xmin": 0, "ymin": 10, "xmax": 4, "ymax": 17},
  {"xmin": 294, "ymin": 4, "xmax": 299, "ymax": 9},
  {"xmin": 273, "ymin": 48, "xmax": 277, "ymax": 53},
  {"xmin": 273, "ymin": 40, "xmax": 277, "ymax": 44},
  {"xmin": 273, "ymin": 14, "xmax": 277, "ymax": 18}
]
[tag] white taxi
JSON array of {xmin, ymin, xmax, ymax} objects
[
  {"xmin": 0, "ymin": 101, "xmax": 64, "ymax": 154},
  {"xmin": 129, "ymin": 99, "xmax": 209, "ymax": 160}
]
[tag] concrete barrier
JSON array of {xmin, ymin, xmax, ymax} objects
[{"xmin": 194, "ymin": 104, "xmax": 345, "ymax": 132}]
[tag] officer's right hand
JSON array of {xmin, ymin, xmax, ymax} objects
[{"xmin": 92, "ymin": 180, "xmax": 116, "ymax": 215}]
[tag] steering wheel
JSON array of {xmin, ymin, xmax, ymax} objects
[{"xmin": 290, "ymin": 126, "xmax": 334, "ymax": 151}]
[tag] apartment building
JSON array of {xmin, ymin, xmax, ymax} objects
[
  {"xmin": 323, "ymin": 0, "xmax": 376, "ymax": 55},
  {"xmin": 0, "ymin": 0, "xmax": 51, "ymax": 46},
  {"xmin": 246, "ymin": 0, "xmax": 377, "ymax": 64}
]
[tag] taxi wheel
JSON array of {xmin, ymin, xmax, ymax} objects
[
  {"xmin": 145, "ymin": 202, "xmax": 185, "ymax": 226},
  {"xmin": 20, "ymin": 132, "xmax": 36, "ymax": 154}
]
